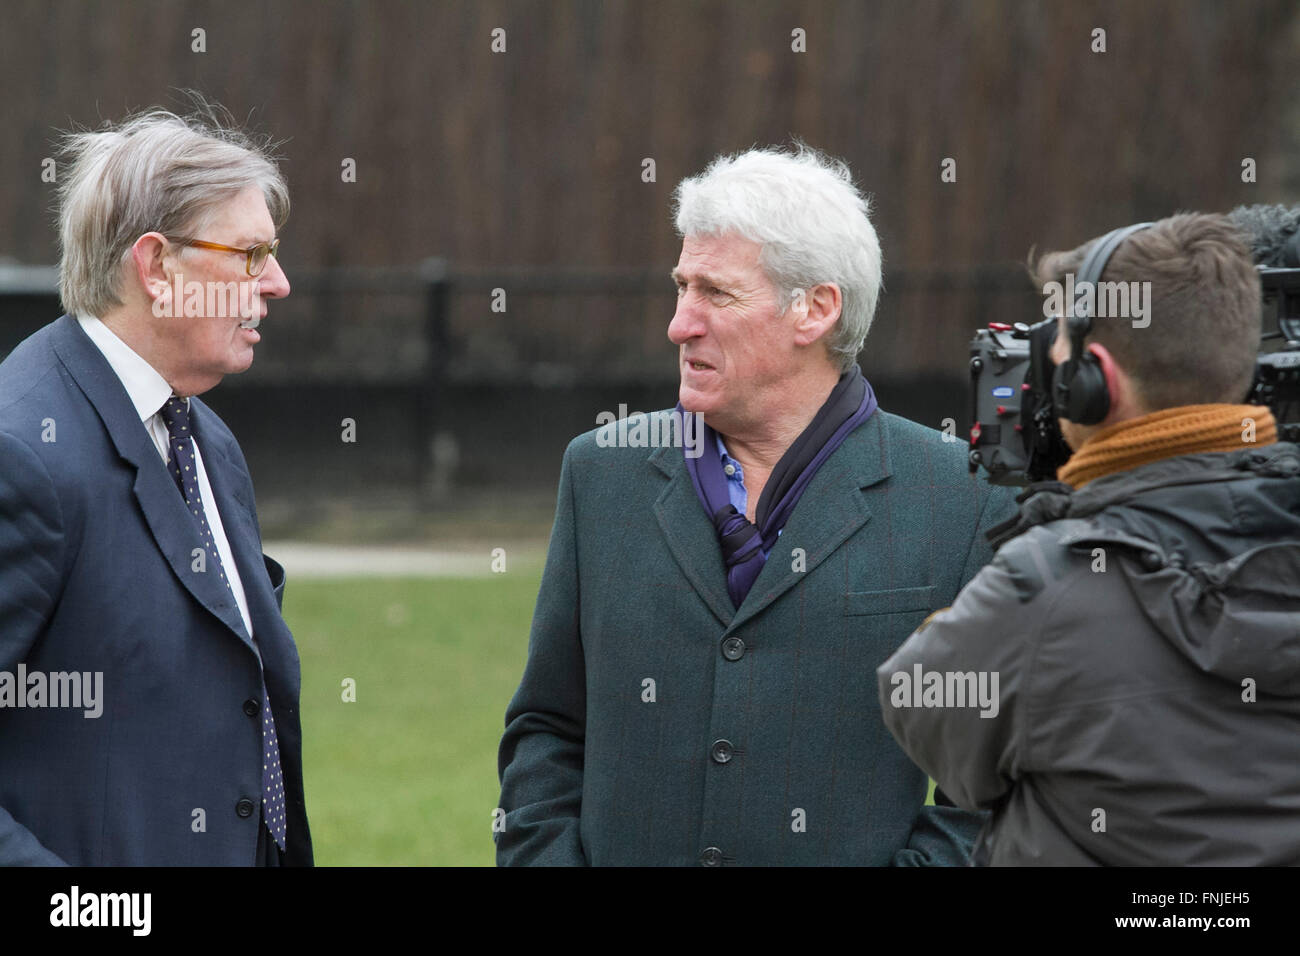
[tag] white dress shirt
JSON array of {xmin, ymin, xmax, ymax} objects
[{"xmin": 77, "ymin": 315, "xmax": 255, "ymax": 640}]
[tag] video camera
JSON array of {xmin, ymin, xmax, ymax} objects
[{"xmin": 968, "ymin": 204, "xmax": 1300, "ymax": 486}]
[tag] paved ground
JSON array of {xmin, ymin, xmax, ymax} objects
[{"xmin": 264, "ymin": 541, "xmax": 545, "ymax": 578}]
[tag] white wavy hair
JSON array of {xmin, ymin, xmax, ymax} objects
[
  {"xmin": 672, "ymin": 144, "xmax": 883, "ymax": 372},
  {"xmin": 56, "ymin": 98, "xmax": 288, "ymax": 318}
]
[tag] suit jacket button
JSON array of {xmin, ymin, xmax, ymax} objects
[
  {"xmin": 236, "ymin": 798, "xmax": 256, "ymax": 818},
  {"xmin": 243, "ymin": 698, "xmax": 261, "ymax": 717},
  {"xmin": 721, "ymin": 637, "xmax": 745, "ymax": 661},
  {"xmin": 699, "ymin": 846, "xmax": 723, "ymax": 866},
  {"xmin": 710, "ymin": 739, "xmax": 734, "ymax": 764}
]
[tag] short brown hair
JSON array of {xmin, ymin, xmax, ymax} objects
[{"xmin": 1032, "ymin": 213, "xmax": 1260, "ymax": 410}]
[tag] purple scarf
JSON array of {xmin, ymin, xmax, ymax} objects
[{"xmin": 682, "ymin": 366, "xmax": 877, "ymax": 608}]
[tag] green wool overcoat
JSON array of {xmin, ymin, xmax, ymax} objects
[{"xmin": 497, "ymin": 407, "xmax": 1017, "ymax": 866}]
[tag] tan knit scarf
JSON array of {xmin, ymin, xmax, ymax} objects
[{"xmin": 1057, "ymin": 404, "xmax": 1277, "ymax": 489}]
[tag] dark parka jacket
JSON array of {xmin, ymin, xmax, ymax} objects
[{"xmin": 877, "ymin": 441, "xmax": 1300, "ymax": 865}]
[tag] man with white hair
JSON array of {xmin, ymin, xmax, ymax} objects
[
  {"xmin": 0, "ymin": 102, "xmax": 311, "ymax": 865},
  {"xmin": 497, "ymin": 145, "xmax": 1016, "ymax": 865}
]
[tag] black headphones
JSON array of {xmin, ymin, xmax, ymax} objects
[{"xmin": 1051, "ymin": 221, "xmax": 1153, "ymax": 425}]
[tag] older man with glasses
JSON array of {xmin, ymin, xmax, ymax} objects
[{"xmin": 0, "ymin": 101, "xmax": 311, "ymax": 866}]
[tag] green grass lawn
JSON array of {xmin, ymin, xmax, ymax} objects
[
  {"xmin": 286, "ymin": 562, "xmax": 936, "ymax": 866},
  {"xmin": 284, "ymin": 565, "xmax": 542, "ymax": 866}
]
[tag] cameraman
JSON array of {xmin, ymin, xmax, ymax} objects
[{"xmin": 876, "ymin": 212, "xmax": 1300, "ymax": 865}]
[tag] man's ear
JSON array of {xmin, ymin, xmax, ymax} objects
[
  {"xmin": 1087, "ymin": 342, "xmax": 1145, "ymax": 423},
  {"xmin": 792, "ymin": 281, "xmax": 842, "ymax": 347},
  {"xmin": 130, "ymin": 233, "xmax": 173, "ymax": 311}
]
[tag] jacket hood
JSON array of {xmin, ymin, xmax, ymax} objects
[
  {"xmin": 1118, "ymin": 541, "xmax": 1300, "ymax": 695},
  {"xmin": 1051, "ymin": 443, "xmax": 1300, "ymax": 696}
]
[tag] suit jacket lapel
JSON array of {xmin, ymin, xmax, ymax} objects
[
  {"xmin": 649, "ymin": 445, "xmax": 736, "ymax": 627},
  {"xmin": 726, "ymin": 413, "xmax": 892, "ymax": 633},
  {"xmin": 190, "ymin": 405, "xmax": 296, "ymax": 683},
  {"xmin": 50, "ymin": 316, "xmax": 254, "ymax": 651}
]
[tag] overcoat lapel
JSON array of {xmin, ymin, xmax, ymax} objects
[
  {"xmin": 649, "ymin": 445, "xmax": 736, "ymax": 627},
  {"xmin": 650, "ymin": 412, "xmax": 894, "ymax": 635},
  {"xmin": 728, "ymin": 416, "xmax": 892, "ymax": 631}
]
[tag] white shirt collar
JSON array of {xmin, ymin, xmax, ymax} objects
[{"xmin": 77, "ymin": 314, "xmax": 176, "ymax": 421}]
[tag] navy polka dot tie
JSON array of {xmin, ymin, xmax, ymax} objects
[{"xmin": 159, "ymin": 397, "xmax": 287, "ymax": 851}]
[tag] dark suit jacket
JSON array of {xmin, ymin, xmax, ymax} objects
[
  {"xmin": 497, "ymin": 408, "xmax": 1017, "ymax": 865},
  {"xmin": 0, "ymin": 315, "xmax": 311, "ymax": 866}
]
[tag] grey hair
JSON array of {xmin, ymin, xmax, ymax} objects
[
  {"xmin": 56, "ymin": 97, "xmax": 288, "ymax": 318},
  {"xmin": 672, "ymin": 144, "xmax": 883, "ymax": 372}
]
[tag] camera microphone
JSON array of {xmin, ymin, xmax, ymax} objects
[{"xmin": 1226, "ymin": 203, "xmax": 1300, "ymax": 268}]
